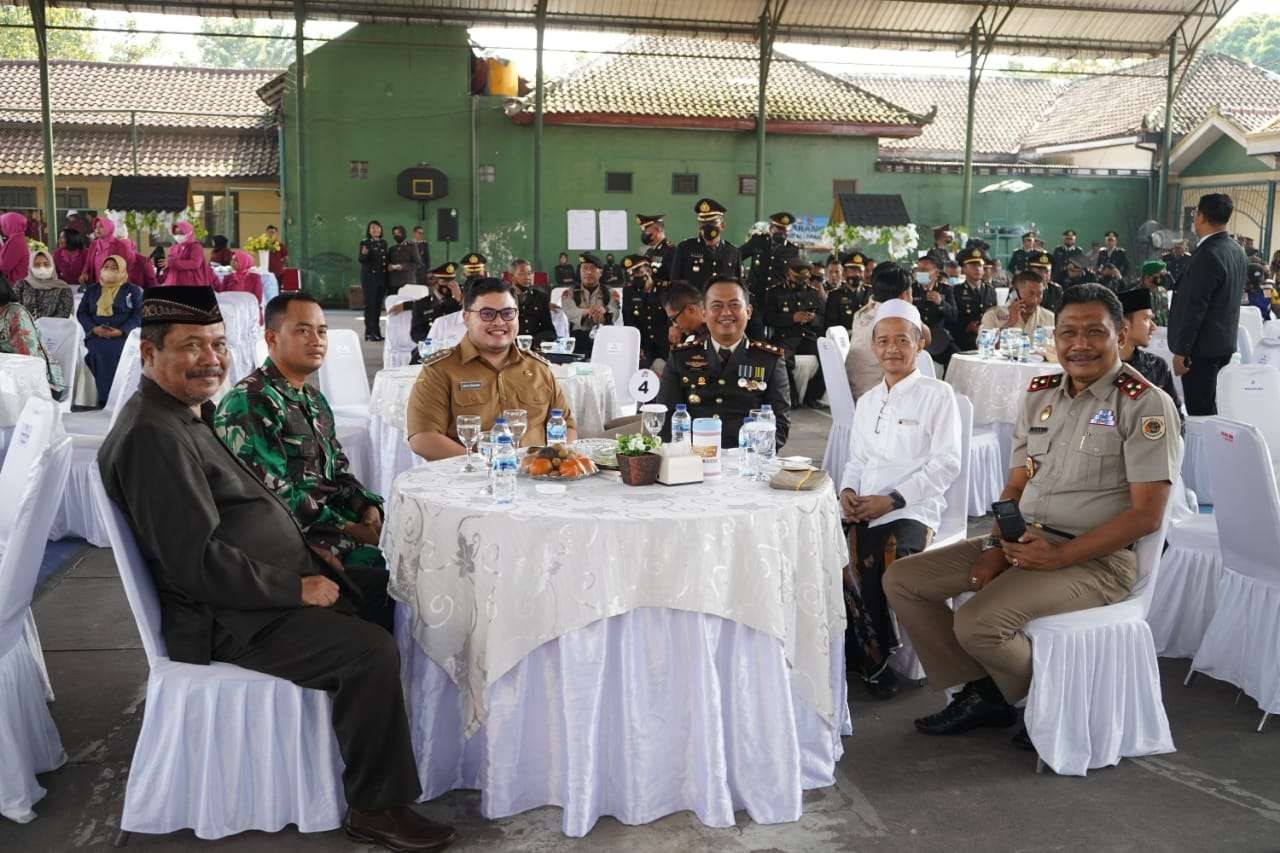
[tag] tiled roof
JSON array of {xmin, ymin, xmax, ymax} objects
[
  {"xmin": 1020, "ymin": 52, "xmax": 1280, "ymax": 150},
  {"xmin": 527, "ymin": 36, "xmax": 926, "ymax": 130},
  {"xmin": 0, "ymin": 126, "xmax": 277, "ymax": 178},
  {"xmin": 0, "ymin": 60, "xmax": 278, "ymax": 129},
  {"xmin": 839, "ymin": 72, "xmax": 1061, "ymax": 160}
]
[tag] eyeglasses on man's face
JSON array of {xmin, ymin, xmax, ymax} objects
[{"xmin": 467, "ymin": 307, "xmax": 518, "ymax": 322}]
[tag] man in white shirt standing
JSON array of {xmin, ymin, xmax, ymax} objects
[{"xmin": 840, "ymin": 300, "xmax": 962, "ymax": 698}]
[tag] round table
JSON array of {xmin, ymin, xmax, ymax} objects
[
  {"xmin": 0, "ymin": 353, "xmax": 53, "ymax": 458},
  {"xmin": 945, "ymin": 353, "xmax": 1062, "ymax": 427},
  {"xmin": 383, "ymin": 456, "xmax": 850, "ymax": 836}
]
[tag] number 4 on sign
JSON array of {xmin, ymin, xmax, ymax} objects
[{"xmin": 628, "ymin": 369, "xmax": 660, "ymax": 403}]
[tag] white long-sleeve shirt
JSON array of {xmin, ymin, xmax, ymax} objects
[
  {"xmin": 840, "ymin": 369, "xmax": 962, "ymax": 531},
  {"xmin": 427, "ymin": 310, "xmax": 466, "ymax": 348}
]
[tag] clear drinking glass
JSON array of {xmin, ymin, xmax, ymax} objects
[
  {"xmin": 457, "ymin": 415, "xmax": 481, "ymax": 472},
  {"xmin": 640, "ymin": 403, "xmax": 667, "ymax": 442},
  {"xmin": 540, "ymin": 340, "xmax": 557, "ymax": 356},
  {"xmin": 477, "ymin": 430, "xmax": 496, "ymax": 492},
  {"xmin": 516, "ymin": 334, "xmax": 533, "ymax": 352},
  {"xmin": 557, "ymin": 336, "xmax": 576, "ymax": 354},
  {"xmin": 750, "ymin": 420, "xmax": 777, "ymax": 480},
  {"xmin": 502, "ymin": 409, "xmax": 528, "ymax": 448}
]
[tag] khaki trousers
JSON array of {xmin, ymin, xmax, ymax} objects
[{"xmin": 884, "ymin": 536, "xmax": 1136, "ymax": 703}]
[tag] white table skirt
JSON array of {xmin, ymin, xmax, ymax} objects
[
  {"xmin": 397, "ymin": 605, "xmax": 850, "ymax": 837},
  {"xmin": 946, "ymin": 353, "xmax": 1061, "ymax": 426},
  {"xmin": 550, "ymin": 363, "xmax": 617, "ymax": 437}
]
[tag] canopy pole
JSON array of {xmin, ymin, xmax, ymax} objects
[
  {"xmin": 533, "ymin": 0, "xmax": 546, "ymax": 272},
  {"xmin": 1157, "ymin": 37, "xmax": 1177, "ymax": 226},
  {"xmin": 293, "ymin": 0, "xmax": 308, "ymax": 279},
  {"xmin": 960, "ymin": 22, "xmax": 979, "ymax": 235},
  {"xmin": 755, "ymin": 10, "xmax": 769, "ymax": 222},
  {"xmin": 32, "ymin": 0, "xmax": 57, "ymax": 235}
]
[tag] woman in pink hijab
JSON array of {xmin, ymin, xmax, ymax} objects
[
  {"xmin": 82, "ymin": 217, "xmax": 133, "ymax": 285},
  {"xmin": 0, "ymin": 211, "xmax": 30, "ymax": 283},
  {"xmin": 215, "ymin": 249, "xmax": 264, "ymax": 320},
  {"xmin": 162, "ymin": 221, "xmax": 217, "ymax": 286}
]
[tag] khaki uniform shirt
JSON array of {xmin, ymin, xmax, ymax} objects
[
  {"xmin": 843, "ymin": 299, "xmax": 883, "ymax": 400},
  {"xmin": 406, "ymin": 336, "xmax": 575, "ymax": 445},
  {"xmin": 1011, "ymin": 360, "xmax": 1181, "ymax": 537}
]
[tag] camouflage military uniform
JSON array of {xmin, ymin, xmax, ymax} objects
[{"xmin": 214, "ymin": 359, "xmax": 383, "ymax": 568}]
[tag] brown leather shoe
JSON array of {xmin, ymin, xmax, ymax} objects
[{"xmin": 344, "ymin": 805, "xmax": 457, "ymax": 852}]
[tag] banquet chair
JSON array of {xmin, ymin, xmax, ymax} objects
[
  {"xmin": 817, "ymin": 338, "xmax": 853, "ymax": 481},
  {"xmin": 51, "ymin": 329, "xmax": 143, "ymax": 546},
  {"xmin": 1149, "ymin": 496, "xmax": 1220, "ymax": 659},
  {"xmin": 1215, "ymin": 363, "xmax": 1280, "ymax": 485},
  {"xmin": 255, "ymin": 336, "xmax": 269, "ymax": 368},
  {"xmin": 0, "ymin": 398, "xmax": 71, "ymax": 823},
  {"xmin": 825, "ymin": 325, "xmax": 851, "ymax": 361},
  {"xmin": 1263, "ymin": 319, "xmax": 1280, "ymax": 341},
  {"xmin": 318, "ymin": 328, "xmax": 371, "ymax": 422},
  {"xmin": 90, "ymin": 471, "xmax": 347, "ymax": 842},
  {"xmin": 1022, "ymin": 501, "xmax": 1176, "ymax": 775},
  {"xmin": 382, "ymin": 293, "xmax": 418, "ymax": 369},
  {"xmin": 34, "ymin": 317, "xmax": 81, "ymax": 413},
  {"xmin": 1187, "ymin": 419, "xmax": 1280, "ymax": 731},
  {"xmin": 1252, "ymin": 336, "xmax": 1280, "ymax": 366},
  {"xmin": 589, "ymin": 325, "xmax": 641, "ymax": 417},
  {"xmin": 551, "ymin": 307, "xmax": 569, "ymax": 340},
  {"xmin": 550, "ymin": 287, "xmax": 569, "ymax": 312},
  {"xmin": 966, "ymin": 420, "xmax": 1004, "ymax": 519},
  {"xmin": 1234, "ymin": 325, "xmax": 1254, "ymax": 365},
  {"xmin": 214, "ymin": 291, "xmax": 263, "ymax": 385},
  {"xmin": 426, "ymin": 312, "xmax": 466, "ymax": 350},
  {"xmin": 396, "ymin": 284, "xmax": 430, "ymax": 303},
  {"xmin": 915, "ymin": 350, "xmax": 936, "ymax": 379},
  {"xmin": 1239, "ymin": 310, "xmax": 1264, "ymax": 353}
]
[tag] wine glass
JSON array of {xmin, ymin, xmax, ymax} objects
[
  {"xmin": 456, "ymin": 415, "xmax": 481, "ymax": 472},
  {"xmin": 502, "ymin": 409, "xmax": 528, "ymax": 449},
  {"xmin": 516, "ymin": 334, "xmax": 533, "ymax": 352},
  {"xmin": 640, "ymin": 403, "xmax": 667, "ymax": 442},
  {"xmin": 539, "ymin": 340, "xmax": 557, "ymax": 356}
]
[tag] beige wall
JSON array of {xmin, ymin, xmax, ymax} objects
[{"xmin": 1038, "ymin": 144, "xmax": 1154, "ymax": 170}]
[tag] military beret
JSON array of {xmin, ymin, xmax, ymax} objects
[
  {"xmin": 1063, "ymin": 230, "xmax": 1077, "ymax": 237},
  {"xmin": 635, "ymin": 213, "xmax": 665, "ymax": 226},
  {"xmin": 770, "ymin": 211, "xmax": 795, "ymax": 228},
  {"xmin": 1118, "ymin": 288, "xmax": 1152, "ymax": 315},
  {"xmin": 694, "ymin": 198, "xmax": 727, "ymax": 220},
  {"xmin": 429, "ymin": 262, "xmax": 456, "ymax": 277},
  {"xmin": 1028, "ymin": 252, "xmax": 1053, "ymax": 268},
  {"xmin": 141, "ymin": 285, "xmax": 222, "ymax": 327},
  {"xmin": 1140, "ymin": 259, "xmax": 1166, "ymax": 277},
  {"xmin": 1104, "ymin": 230, "xmax": 1119, "ymax": 239},
  {"xmin": 958, "ymin": 246, "xmax": 986, "ymax": 265},
  {"xmin": 578, "ymin": 252, "xmax": 603, "ymax": 268},
  {"xmin": 621, "ymin": 254, "xmax": 649, "ymax": 270}
]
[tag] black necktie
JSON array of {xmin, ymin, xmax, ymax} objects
[{"xmin": 719, "ymin": 346, "xmax": 731, "ymax": 367}]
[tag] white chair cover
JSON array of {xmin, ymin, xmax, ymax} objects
[
  {"xmin": 34, "ymin": 317, "xmax": 80, "ymax": 413},
  {"xmin": 60, "ymin": 328, "xmax": 142, "ymax": 439},
  {"xmin": 335, "ymin": 416, "xmax": 373, "ymax": 489},
  {"xmin": 933, "ymin": 394, "xmax": 974, "ymax": 549},
  {"xmin": 215, "ymin": 291, "xmax": 263, "ymax": 385},
  {"xmin": 1022, "ymin": 506, "xmax": 1176, "ymax": 776},
  {"xmin": 0, "ymin": 399, "xmax": 71, "ymax": 823},
  {"xmin": 426, "ymin": 312, "xmax": 465, "ymax": 350},
  {"xmin": 1239, "ymin": 309, "xmax": 1264, "ymax": 352},
  {"xmin": 1190, "ymin": 419, "xmax": 1280, "ymax": 716},
  {"xmin": 995, "ymin": 286, "xmax": 1009, "ymax": 306},
  {"xmin": 1144, "ymin": 334, "xmax": 1185, "ymax": 404},
  {"xmin": 254, "ymin": 336, "xmax": 269, "ymax": 368},
  {"xmin": 825, "ymin": 325, "xmax": 851, "ymax": 361},
  {"xmin": 396, "ymin": 284, "xmax": 430, "ymax": 302},
  {"xmin": 1235, "ymin": 325, "xmax": 1254, "ymax": 365},
  {"xmin": 552, "ymin": 307, "xmax": 569, "ymax": 340},
  {"xmin": 589, "ymin": 325, "xmax": 641, "ymax": 417},
  {"xmin": 1149, "ymin": 514, "xmax": 1221, "ymax": 658},
  {"xmin": 1253, "ymin": 336, "xmax": 1280, "ymax": 366},
  {"xmin": 967, "ymin": 424, "xmax": 1004, "ymax": 517},
  {"xmin": 1216, "ymin": 363, "xmax": 1280, "ymax": 470},
  {"xmin": 382, "ymin": 293, "xmax": 417, "ymax": 369},
  {"xmin": 318, "ymin": 328, "xmax": 370, "ymax": 421},
  {"xmin": 817, "ymin": 338, "xmax": 853, "ymax": 481},
  {"xmin": 1263, "ymin": 319, "xmax": 1280, "ymax": 341},
  {"xmin": 550, "ymin": 287, "xmax": 569, "ymax": 310},
  {"xmin": 90, "ymin": 472, "xmax": 347, "ymax": 839},
  {"xmin": 915, "ymin": 351, "xmax": 937, "ymax": 379},
  {"xmin": 1181, "ymin": 415, "xmax": 1214, "ymax": 505}
]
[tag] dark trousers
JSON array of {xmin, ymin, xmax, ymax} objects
[
  {"xmin": 213, "ymin": 567, "xmax": 419, "ymax": 811},
  {"xmin": 844, "ymin": 518, "xmax": 931, "ymax": 679},
  {"xmin": 362, "ymin": 277, "xmax": 386, "ymax": 338},
  {"xmin": 1182, "ymin": 354, "xmax": 1232, "ymax": 416}
]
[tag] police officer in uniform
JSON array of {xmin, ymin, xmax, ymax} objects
[
  {"xmin": 637, "ymin": 214, "xmax": 675, "ymax": 283},
  {"xmin": 621, "ymin": 254, "xmax": 669, "ymax": 368},
  {"xmin": 1057, "ymin": 249, "xmax": 1099, "ymax": 295},
  {"xmin": 824, "ymin": 252, "xmax": 870, "ymax": 333},
  {"xmin": 913, "ymin": 255, "xmax": 958, "ymax": 365},
  {"xmin": 669, "ymin": 198, "xmax": 742, "ymax": 292},
  {"xmin": 1027, "ymin": 250, "xmax": 1064, "ymax": 313},
  {"xmin": 390, "ymin": 261, "xmax": 461, "ymax": 364},
  {"xmin": 656, "ymin": 276, "xmax": 790, "ymax": 449},
  {"xmin": 886, "ymin": 283, "xmax": 1181, "ymax": 743},
  {"xmin": 1095, "ymin": 230, "xmax": 1129, "ymax": 279},
  {"xmin": 510, "ymin": 258, "xmax": 557, "ymax": 345},
  {"xmin": 1051, "ymin": 229, "xmax": 1079, "ymax": 281},
  {"xmin": 461, "ymin": 251, "xmax": 487, "ymax": 286},
  {"xmin": 840, "ymin": 251, "xmax": 873, "ymax": 310},
  {"xmin": 740, "ymin": 211, "xmax": 801, "ymax": 305},
  {"xmin": 1008, "ymin": 232, "xmax": 1037, "ymax": 276},
  {"xmin": 947, "ymin": 246, "xmax": 997, "ymax": 351},
  {"xmin": 763, "ymin": 258, "xmax": 826, "ymax": 407}
]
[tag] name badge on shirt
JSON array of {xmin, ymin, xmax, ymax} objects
[
  {"xmin": 897, "ymin": 419, "xmax": 919, "ymax": 426},
  {"xmin": 458, "ymin": 380, "xmax": 483, "ymax": 391},
  {"xmin": 1088, "ymin": 409, "xmax": 1116, "ymax": 427}
]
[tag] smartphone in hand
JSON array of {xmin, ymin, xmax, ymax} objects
[{"xmin": 991, "ymin": 499, "xmax": 1027, "ymax": 542}]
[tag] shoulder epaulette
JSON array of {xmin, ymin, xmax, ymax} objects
[
  {"xmin": 749, "ymin": 339, "xmax": 784, "ymax": 357},
  {"xmin": 672, "ymin": 337, "xmax": 706, "ymax": 353},
  {"xmin": 1027, "ymin": 373, "xmax": 1063, "ymax": 392},
  {"xmin": 1114, "ymin": 367, "xmax": 1151, "ymax": 400},
  {"xmin": 525, "ymin": 348, "xmax": 551, "ymax": 366},
  {"xmin": 421, "ymin": 347, "xmax": 454, "ymax": 367}
]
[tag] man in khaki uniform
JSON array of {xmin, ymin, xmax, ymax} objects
[
  {"xmin": 885, "ymin": 283, "xmax": 1180, "ymax": 749},
  {"xmin": 407, "ymin": 278, "xmax": 576, "ymax": 460},
  {"xmin": 980, "ymin": 272, "xmax": 1055, "ymax": 334}
]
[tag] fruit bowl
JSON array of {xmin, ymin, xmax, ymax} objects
[{"xmin": 518, "ymin": 443, "xmax": 600, "ymax": 480}]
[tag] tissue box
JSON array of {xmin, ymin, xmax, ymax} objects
[{"xmin": 658, "ymin": 453, "xmax": 703, "ymax": 485}]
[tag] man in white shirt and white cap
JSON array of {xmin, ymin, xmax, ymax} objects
[{"xmin": 840, "ymin": 299, "xmax": 962, "ymax": 699}]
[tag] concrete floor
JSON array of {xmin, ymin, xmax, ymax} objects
[{"xmin": 5, "ymin": 313, "xmax": 1280, "ymax": 851}]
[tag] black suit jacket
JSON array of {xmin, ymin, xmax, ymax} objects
[
  {"xmin": 656, "ymin": 337, "xmax": 790, "ymax": 448},
  {"xmin": 1167, "ymin": 231, "xmax": 1247, "ymax": 358}
]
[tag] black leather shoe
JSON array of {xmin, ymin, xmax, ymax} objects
[
  {"xmin": 1011, "ymin": 725, "xmax": 1035, "ymax": 751},
  {"xmin": 344, "ymin": 806, "xmax": 456, "ymax": 852},
  {"xmin": 913, "ymin": 686, "xmax": 1018, "ymax": 735},
  {"xmin": 864, "ymin": 666, "xmax": 899, "ymax": 700}
]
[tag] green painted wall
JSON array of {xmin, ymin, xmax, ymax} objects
[
  {"xmin": 1180, "ymin": 134, "xmax": 1271, "ymax": 178},
  {"xmin": 281, "ymin": 22, "xmax": 1154, "ymax": 302}
]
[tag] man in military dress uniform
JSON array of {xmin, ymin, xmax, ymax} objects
[
  {"xmin": 656, "ymin": 277, "xmax": 790, "ymax": 449},
  {"xmin": 913, "ymin": 255, "xmax": 958, "ymax": 366},
  {"xmin": 841, "ymin": 251, "xmax": 873, "ymax": 307},
  {"xmin": 1119, "ymin": 287, "xmax": 1183, "ymax": 421},
  {"xmin": 1161, "ymin": 241, "xmax": 1191, "ymax": 288},
  {"xmin": 461, "ymin": 252, "xmax": 487, "ymax": 289},
  {"xmin": 947, "ymin": 246, "xmax": 997, "ymax": 351},
  {"xmin": 1027, "ymin": 251, "xmax": 1064, "ymax": 313},
  {"xmin": 1008, "ymin": 232, "xmax": 1037, "ymax": 276},
  {"xmin": 924, "ymin": 225, "xmax": 955, "ymax": 271},
  {"xmin": 669, "ymin": 198, "xmax": 742, "ymax": 292},
  {"xmin": 637, "ymin": 213, "xmax": 675, "ymax": 283},
  {"xmin": 510, "ymin": 257, "xmax": 557, "ymax": 345},
  {"xmin": 1051, "ymin": 229, "xmax": 1079, "ymax": 281},
  {"xmin": 824, "ymin": 252, "xmax": 870, "ymax": 333},
  {"xmin": 764, "ymin": 258, "xmax": 826, "ymax": 407},
  {"xmin": 386, "ymin": 261, "xmax": 461, "ymax": 364},
  {"xmin": 621, "ymin": 254, "xmax": 669, "ymax": 368},
  {"xmin": 740, "ymin": 211, "xmax": 801, "ymax": 308},
  {"xmin": 886, "ymin": 283, "xmax": 1181, "ymax": 746},
  {"xmin": 1095, "ymin": 230, "xmax": 1129, "ymax": 279}
]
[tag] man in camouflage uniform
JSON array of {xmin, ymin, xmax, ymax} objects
[{"xmin": 215, "ymin": 292, "xmax": 384, "ymax": 569}]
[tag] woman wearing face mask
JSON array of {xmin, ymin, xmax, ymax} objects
[
  {"xmin": 15, "ymin": 248, "xmax": 73, "ymax": 319},
  {"xmin": 163, "ymin": 221, "xmax": 218, "ymax": 286},
  {"xmin": 83, "ymin": 217, "xmax": 134, "ymax": 285},
  {"xmin": 0, "ymin": 273, "xmax": 67, "ymax": 400},
  {"xmin": 358, "ymin": 220, "xmax": 389, "ymax": 341},
  {"xmin": 0, "ymin": 211, "xmax": 30, "ymax": 284},
  {"xmin": 54, "ymin": 228, "xmax": 88, "ymax": 287},
  {"xmin": 215, "ymin": 250, "xmax": 265, "ymax": 321},
  {"xmin": 76, "ymin": 255, "xmax": 143, "ymax": 406}
]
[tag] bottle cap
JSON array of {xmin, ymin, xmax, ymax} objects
[
  {"xmin": 551, "ymin": 409, "xmax": 563, "ymax": 416},
  {"xmin": 676, "ymin": 404, "xmax": 687, "ymax": 411}
]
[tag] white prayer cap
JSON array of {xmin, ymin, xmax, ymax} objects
[{"xmin": 872, "ymin": 298, "xmax": 923, "ymax": 334}]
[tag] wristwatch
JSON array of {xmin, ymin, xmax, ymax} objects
[{"xmin": 888, "ymin": 490, "xmax": 906, "ymax": 510}]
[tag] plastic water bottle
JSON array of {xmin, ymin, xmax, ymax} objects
[
  {"xmin": 978, "ymin": 327, "xmax": 995, "ymax": 359},
  {"xmin": 671, "ymin": 404, "xmax": 692, "ymax": 446},
  {"xmin": 492, "ymin": 435, "xmax": 518, "ymax": 505},
  {"xmin": 417, "ymin": 339, "xmax": 431, "ymax": 361},
  {"xmin": 546, "ymin": 409, "xmax": 567, "ymax": 444},
  {"xmin": 754, "ymin": 407, "xmax": 777, "ymax": 470},
  {"xmin": 737, "ymin": 416, "xmax": 756, "ymax": 479},
  {"xmin": 492, "ymin": 416, "xmax": 512, "ymax": 445}
]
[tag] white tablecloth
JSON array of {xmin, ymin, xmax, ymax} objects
[
  {"xmin": 0, "ymin": 354, "xmax": 52, "ymax": 428},
  {"xmin": 383, "ymin": 455, "xmax": 849, "ymax": 736},
  {"xmin": 947, "ymin": 353, "xmax": 1063, "ymax": 469}
]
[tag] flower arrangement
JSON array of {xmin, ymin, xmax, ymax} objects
[
  {"xmin": 244, "ymin": 232, "xmax": 282, "ymax": 253},
  {"xmin": 615, "ymin": 433, "xmax": 661, "ymax": 456},
  {"xmin": 108, "ymin": 208, "xmax": 209, "ymax": 243},
  {"xmin": 819, "ymin": 222, "xmax": 920, "ymax": 261}
]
